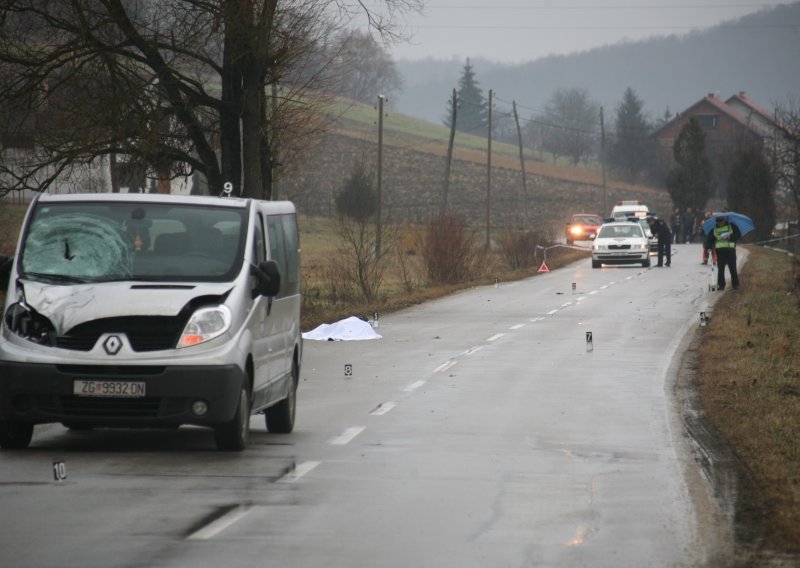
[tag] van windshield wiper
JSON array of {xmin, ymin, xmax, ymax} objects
[{"xmin": 22, "ymin": 272, "xmax": 89, "ymax": 284}]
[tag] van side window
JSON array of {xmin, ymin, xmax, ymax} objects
[
  {"xmin": 281, "ymin": 214, "xmax": 300, "ymax": 295},
  {"xmin": 266, "ymin": 214, "xmax": 300, "ymax": 297},
  {"xmin": 253, "ymin": 213, "xmax": 266, "ymax": 264}
]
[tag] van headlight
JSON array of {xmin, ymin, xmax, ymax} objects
[{"xmin": 178, "ymin": 306, "xmax": 232, "ymax": 348}]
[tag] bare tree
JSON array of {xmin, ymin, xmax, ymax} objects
[
  {"xmin": 531, "ymin": 87, "xmax": 599, "ymax": 165},
  {"xmin": 0, "ymin": 0, "xmax": 422, "ymax": 199},
  {"xmin": 770, "ymin": 96, "xmax": 800, "ymax": 220},
  {"xmin": 326, "ymin": 29, "xmax": 403, "ymax": 104}
]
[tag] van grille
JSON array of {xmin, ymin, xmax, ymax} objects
[
  {"xmin": 30, "ymin": 395, "xmax": 187, "ymax": 419},
  {"xmin": 57, "ymin": 316, "xmax": 184, "ymax": 352},
  {"xmin": 55, "ymin": 365, "xmax": 166, "ymax": 376}
]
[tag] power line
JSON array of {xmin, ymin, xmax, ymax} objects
[
  {"xmin": 428, "ymin": 3, "xmax": 782, "ymax": 9},
  {"xmin": 408, "ymin": 22, "xmax": 798, "ymax": 31}
]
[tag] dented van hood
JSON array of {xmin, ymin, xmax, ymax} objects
[{"xmin": 18, "ymin": 279, "xmax": 234, "ymax": 335}]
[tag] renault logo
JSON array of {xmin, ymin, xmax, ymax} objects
[{"xmin": 103, "ymin": 335, "xmax": 123, "ymax": 355}]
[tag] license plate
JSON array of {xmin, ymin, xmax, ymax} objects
[{"xmin": 73, "ymin": 380, "xmax": 146, "ymax": 398}]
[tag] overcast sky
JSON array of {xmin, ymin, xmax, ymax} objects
[{"xmin": 387, "ymin": 0, "xmax": 791, "ymax": 63}]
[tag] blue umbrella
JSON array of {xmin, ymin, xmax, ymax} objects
[{"xmin": 701, "ymin": 212, "xmax": 755, "ymax": 236}]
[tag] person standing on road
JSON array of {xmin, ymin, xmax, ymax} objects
[
  {"xmin": 681, "ymin": 207, "xmax": 695, "ymax": 243},
  {"xmin": 646, "ymin": 216, "xmax": 672, "ymax": 267},
  {"xmin": 670, "ymin": 208, "xmax": 681, "ymax": 244},
  {"xmin": 706, "ymin": 215, "xmax": 741, "ymax": 290}
]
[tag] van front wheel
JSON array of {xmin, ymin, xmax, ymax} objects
[
  {"xmin": 265, "ymin": 359, "xmax": 298, "ymax": 434},
  {"xmin": 215, "ymin": 384, "xmax": 250, "ymax": 451},
  {"xmin": 0, "ymin": 421, "xmax": 34, "ymax": 449}
]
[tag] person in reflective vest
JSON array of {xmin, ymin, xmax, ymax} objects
[{"xmin": 706, "ymin": 216, "xmax": 741, "ymax": 290}]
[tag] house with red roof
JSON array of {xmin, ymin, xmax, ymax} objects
[{"xmin": 654, "ymin": 92, "xmax": 786, "ymax": 198}]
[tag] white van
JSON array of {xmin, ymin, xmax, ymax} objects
[
  {"xmin": 0, "ymin": 192, "xmax": 302, "ymax": 451},
  {"xmin": 610, "ymin": 200, "xmax": 649, "ymax": 220}
]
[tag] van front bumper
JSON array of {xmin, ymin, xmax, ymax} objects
[{"xmin": 0, "ymin": 361, "xmax": 246, "ymax": 427}]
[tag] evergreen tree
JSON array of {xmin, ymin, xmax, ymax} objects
[
  {"xmin": 608, "ymin": 87, "xmax": 655, "ymax": 181},
  {"xmin": 443, "ymin": 59, "xmax": 488, "ymax": 136},
  {"xmin": 336, "ymin": 162, "xmax": 376, "ymax": 222},
  {"xmin": 726, "ymin": 145, "xmax": 775, "ymax": 241},
  {"xmin": 665, "ymin": 117, "xmax": 714, "ymax": 210}
]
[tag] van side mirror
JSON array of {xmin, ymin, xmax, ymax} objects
[
  {"xmin": 251, "ymin": 260, "xmax": 281, "ymax": 298},
  {"xmin": 0, "ymin": 256, "xmax": 11, "ymax": 291}
]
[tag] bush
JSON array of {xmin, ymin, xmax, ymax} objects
[
  {"xmin": 496, "ymin": 229, "xmax": 548, "ymax": 270},
  {"xmin": 420, "ymin": 213, "xmax": 475, "ymax": 285}
]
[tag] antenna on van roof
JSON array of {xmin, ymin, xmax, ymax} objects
[{"xmin": 221, "ymin": 182, "xmax": 234, "ymax": 198}]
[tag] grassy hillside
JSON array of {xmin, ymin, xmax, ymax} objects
[{"xmin": 280, "ymin": 98, "xmax": 676, "ymax": 230}]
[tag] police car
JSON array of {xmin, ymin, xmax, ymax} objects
[{"xmin": 591, "ymin": 218, "xmax": 651, "ymax": 268}]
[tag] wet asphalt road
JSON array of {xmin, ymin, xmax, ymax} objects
[{"xmin": 0, "ymin": 243, "xmax": 738, "ymax": 568}]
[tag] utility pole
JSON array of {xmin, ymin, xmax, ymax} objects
[
  {"xmin": 485, "ymin": 89, "xmax": 493, "ymax": 250},
  {"xmin": 270, "ymin": 81, "xmax": 279, "ymax": 200},
  {"xmin": 442, "ymin": 88, "xmax": 457, "ymax": 215},
  {"xmin": 513, "ymin": 100, "xmax": 529, "ymax": 222},
  {"xmin": 376, "ymin": 94, "xmax": 385, "ymax": 259},
  {"xmin": 600, "ymin": 106, "xmax": 607, "ymax": 214}
]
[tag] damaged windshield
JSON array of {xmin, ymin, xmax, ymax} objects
[{"xmin": 20, "ymin": 201, "xmax": 246, "ymax": 283}]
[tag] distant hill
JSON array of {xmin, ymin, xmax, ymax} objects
[{"xmin": 394, "ymin": 2, "xmax": 800, "ymax": 125}]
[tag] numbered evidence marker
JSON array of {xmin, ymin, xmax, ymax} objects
[
  {"xmin": 344, "ymin": 364, "xmax": 353, "ymax": 379},
  {"xmin": 53, "ymin": 461, "xmax": 67, "ymax": 482},
  {"xmin": 373, "ymin": 312, "xmax": 380, "ymax": 329},
  {"xmin": 700, "ymin": 312, "xmax": 709, "ymax": 327},
  {"xmin": 585, "ymin": 331, "xmax": 593, "ymax": 352}
]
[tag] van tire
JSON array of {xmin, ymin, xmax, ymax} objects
[
  {"xmin": 215, "ymin": 384, "xmax": 250, "ymax": 451},
  {"xmin": 265, "ymin": 359, "xmax": 298, "ymax": 434},
  {"xmin": 592, "ymin": 260, "xmax": 601, "ymax": 269},
  {"xmin": 0, "ymin": 422, "xmax": 34, "ymax": 449}
]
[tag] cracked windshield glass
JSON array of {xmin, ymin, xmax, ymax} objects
[{"xmin": 21, "ymin": 202, "xmax": 245, "ymax": 282}]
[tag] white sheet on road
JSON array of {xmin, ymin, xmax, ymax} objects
[{"xmin": 302, "ymin": 316, "xmax": 382, "ymax": 341}]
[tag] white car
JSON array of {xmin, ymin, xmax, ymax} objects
[
  {"xmin": 591, "ymin": 220, "xmax": 651, "ymax": 268},
  {"xmin": 638, "ymin": 219, "xmax": 658, "ymax": 253}
]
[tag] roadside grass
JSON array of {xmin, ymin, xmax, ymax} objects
[
  {"xmin": 695, "ymin": 246, "xmax": 800, "ymax": 555},
  {"xmin": 297, "ymin": 215, "xmax": 587, "ymax": 330}
]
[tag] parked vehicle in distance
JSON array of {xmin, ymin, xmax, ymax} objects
[
  {"xmin": 0, "ymin": 192, "xmax": 302, "ymax": 451},
  {"xmin": 610, "ymin": 200, "xmax": 649, "ymax": 220},
  {"xmin": 591, "ymin": 219, "xmax": 651, "ymax": 268},
  {"xmin": 565, "ymin": 213, "xmax": 604, "ymax": 245}
]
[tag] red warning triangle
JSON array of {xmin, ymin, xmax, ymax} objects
[{"xmin": 538, "ymin": 261, "xmax": 550, "ymax": 273}]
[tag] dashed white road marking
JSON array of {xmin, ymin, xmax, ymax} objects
[
  {"xmin": 546, "ymin": 309, "xmax": 559, "ymax": 315},
  {"xmin": 277, "ymin": 461, "xmax": 321, "ymax": 483},
  {"xmin": 510, "ymin": 323, "xmax": 526, "ymax": 330},
  {"xmin": 588, "ymin": 290, "xmax": 599, "ymax": 295},
  {"xmin": 330, "ymin": 427, "xmax": 365, "ymax": 446},
  {"xmin": 487, "ymin": 333, "xmax": 505, "ymax": 342},
  {"xmin": 530, "ymin": 317, "xmax": 546, "ymax": 322},
  {"xmin": 561, "ymin": 302, "xmax": 574, "ymax": 308},
  {"xmin": 434, "ymin": 360, "xmax": 457, "ymax": 373},
  {"xmin": 370, "ymin": 402, "xmax": 396, "ymax": 416},
  {"xmin": 460, "ymin": 345, "xmax": 484, "ymax": 356},
  {"xmin": 186, "ymin": 505, "xmax": 254, "ymax": 540},
  {"xmin": 404, "ymin": 380, "xmax": 426, "ymax": 392}
]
